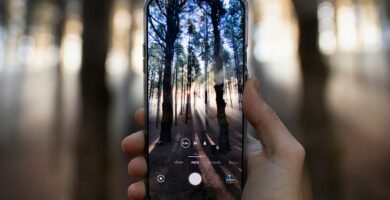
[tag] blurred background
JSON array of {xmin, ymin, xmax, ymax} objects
[{"xmin": 0, "ymin": 0, "xmax": 389, "ymax": 199}]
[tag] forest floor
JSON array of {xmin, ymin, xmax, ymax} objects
[{"xmin": 147, "ymin": 95, "xmax": 243, "ymax": 200}]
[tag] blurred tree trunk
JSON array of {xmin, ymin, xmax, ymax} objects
[
  {"xmin": 291, "ymin": 1, "xmax": 341, "ymax": 200},
  {"xmin": 53, "ymin": 0, "xmax": 66, "ymax": 48},
  {"xmin": 385, "ymin": 0, "xmax": 390, "ymax": 82},
  {"xmin": 380, "ymin": 0, "xmax": 390, "ymax": 82},
  {"xmin": 384, "ymin": 0, "xmax": 390, "ymax": 19},
  {"xmin": 24, "ymin": 0, "xmax": 36, "ymax": 35},
  {"xmin": 128, "ymin": 0, "xmax": 143, "ymax": 70},
  {"xmin": 75, "ymin": 0, "xmax": 112, "ymax": 199},
  {"xmin": 127, "ymin": 0, "xmax": 144, "ymax": 133},
  {"xmin": 51, "ymin": 0, "xmax": 66, "ymax": 167},
  {"xmin": 0, "ymin": 0, "xmax": 8, "ymax": 27}
]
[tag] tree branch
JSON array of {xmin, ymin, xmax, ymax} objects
[
  {"xmin": 150, "ymin": 14, "xmax": 165, "ymax": 27},
  {"xmin": 149, "ymin": 15, "xmax": 166, "ymax": 41},
  {"xmin": 148, "ymin": 32, "xmax": 166, "ymax": 51},
  {"xmin": 196, "ymin": 1, "xmax": 211, "ymax": 16},
  {"xmin": 150, "ymin": 14, "xmax": 167, "ymax": 36},
  {"xmin": 155, "ymin": 0, "xmax": 167, "ymax": 18},
  {"xmin": 179, "ymin": 0, "xmax": 187, "ymax": 9}
]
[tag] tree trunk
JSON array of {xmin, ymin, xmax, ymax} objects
[
  {"xmin": 233, "ymin": 41, "xmax": 243, "ymax": 109},
  {"xmin": 149, "ymin": 68, "xmax": 155, "ymax": 100},
  {"xmin": 0, "ymin": 1, "xmax": 8, "ymax": 27},
  {"xmin": 209, "ymin": 0, "xmax": 230, "ymax": 153},
  {"xmin": 180, "ymin": 65, "xmax": 185, "ymax": 115},
  {"xmin": 185, "ymin": 61, "xmax": 192, "ymax": 124},
  {"xmin": 159, "ymin": 0, "xmax": 183, "ymax": 144},
  {"xmin": 160, "ymin": 48, "xmax": 174, "ymax": 143},
  {"xmin": 381, "ymin": 0, "xmax": 390, "ymax": 84},
  {"xmin": 24, "ymin": 0, "xmax": 35, "ymax": 36},
  {"xmin": 54, "ymin": 0, "xmax": 66, "ymax": 48},
  {"xmin": 175, "ymin": 67, "xmax": 178, "ymax": 126},
  {"xmin": 292, "ymin": 1, "xmax": 341, "ymax": 199},
  {"xmin": 183, "ymin": 68, "xmax": 187, "ymax": 116},
  {"xmin": 185, "ymin": 29, "xmax": 194, "ymax": 124},
  {"xmin": 227, "ymin": 77, "xmax": 233, "ymax": 108},
  {"xmin": 156, "ymin": 64, "xmax": 163, "ymax": 128},
  {"xmin": 75, "ymin": 0, "xmax": 112, "ymax": 199},
  {"xmin": 204, "ymin": 14, "xmax": 210, "ymax": 128}
]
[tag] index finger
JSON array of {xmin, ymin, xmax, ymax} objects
[{"xmin": 243, "ymin": 78, "xmax": 297, "ymax": 157}]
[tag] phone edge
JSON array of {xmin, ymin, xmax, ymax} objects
[{"xmin": 143, "ymin": 1, "xmax": 249, "ymax": 199}]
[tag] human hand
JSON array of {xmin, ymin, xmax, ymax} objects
[{"xmin": 122, "ymin": 78, "xmax": 305, "ymax": 200}]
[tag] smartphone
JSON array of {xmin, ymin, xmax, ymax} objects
[{"xmin": 145, "ymin": 0, "xmax": 247, "ymax": 199}]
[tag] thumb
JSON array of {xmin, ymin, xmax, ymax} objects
[{"xmin": 243, "ymin": 78, "xmax": 300, "ymax": 157}]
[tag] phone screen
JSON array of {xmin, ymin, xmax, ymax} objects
[{"xmin": 145, "ymin": 0, "xmax": 246, "ymax": 199}]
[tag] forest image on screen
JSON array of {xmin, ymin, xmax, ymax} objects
[{"xmin": 147, "ymin": 0, "xmax": 245, "ymax": 199}]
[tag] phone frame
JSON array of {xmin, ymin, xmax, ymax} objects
[{"xmin": 143, "ymin": 0, "xmax": 249, "ymax": 199}]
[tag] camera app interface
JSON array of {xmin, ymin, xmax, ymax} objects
[{"xmin": 147, "ymin": 0, "xmax": 245, "ymax": 199}]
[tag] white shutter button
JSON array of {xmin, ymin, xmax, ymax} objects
[{"xmin": 188, "ymin": 172, "xmax": 202, "ymax": 186}]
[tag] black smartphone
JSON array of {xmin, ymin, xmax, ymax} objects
[{"xmin": 145, "ymin": 0, "xmax": 247, "ymax": 199}]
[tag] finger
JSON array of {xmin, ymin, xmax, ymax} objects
[
  {"xmin": 127, "ymin": 181, "xmax": 146, "ymax": 200},
  {"xmin": 243, "ymin": 78, "xmax": 296, "ymax": 156},
  {"xmin": 135, "ymin": 108, "xmax": 145, "ymax": 128},
  {"xmin": 122, "ymin": 130, "xmax": 145, "ymax": 156},
  {"xmin": 128, "ymin": 156, "xmax": 147, "ymax": 178}
]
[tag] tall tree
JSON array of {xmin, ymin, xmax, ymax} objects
[
  {"xmin": 156, "ymin": 63, "xmax": 163, "ymax": 128},
  {"xmin": 185, "ymin": 23, "xmax": 200, "ymax": 124},
  {"xmin": 24, "ymin": 0, "xmax": 36, "ymax": 36},
  {"xmin": 54, "ymin": 0, "xmax": 66, "ymax": 47},
  {"xmin": 221, "ymin": 48, "xmax": 234, "ymax": 108},
  {"xmin": 292, "ymin": 0, "xmax": 340, "ymax": 199},
  {"xmin": 148, "ymin": 0, "xmax": 187, "ymax": 144},
  {"xmin": 174, "ymin": 66, "xmax": 178, "ymax": 126},
  {"xmin": 381, "ymin": 0, "xmax": 390, "ymax": 79},
  {"xmin": 180, "ymin": 61, "xmax": 186, "ymax": 115},
  {"xmin": 0, "ymin": 0, "xmax": 7, "ymax": 27},
  {"xmin": 223, "ymin": 0, "xmax": 244, "ymax": 109},
  {"xmin": 75, "ymin": 0, "xmax": 112, "ymax": 199},
  {"xmin": 148, "ymin": 43, "xmax": 164, "ymax": 128},
  {"xmin": 198, "ymin": 0, "xmax": 231, "ymax": 152},
  {"xmin": 199, "ymin": 8, "xmax": 212, "ymax": 128},
  {"xmin": 149, "ymin": 67, "xmax": 156, "ymax": 100},
  {"xmin": 174, "ymin": 43, "xmax": 185, "ymax": 125}
]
